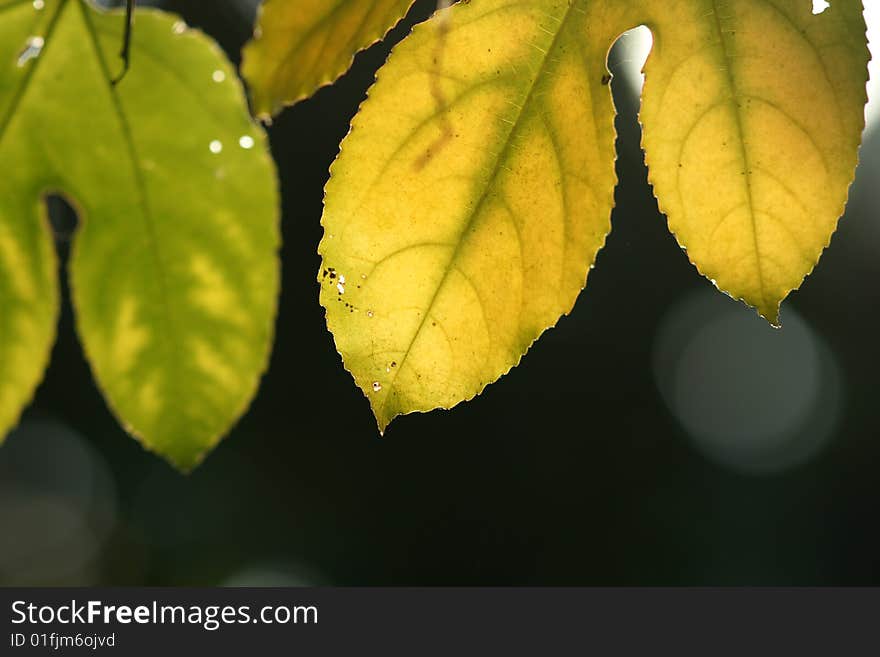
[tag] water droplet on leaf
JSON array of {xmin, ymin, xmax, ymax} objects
[
  {"xmin": 17, "ymin": 36, "xmax": 44, "ymax": 67},
  {"xmin": 209, "ymin": 140, "xmax": 223, "ymax": 154}
]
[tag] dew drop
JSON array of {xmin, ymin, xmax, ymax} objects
[
  {"xmin": 372, "ymin": 382, "xmax": 382, "ymax": 392},
  {"xmin": 32, "ymin": 0, "xmax": 44, "ymax": 10},
  {"xmin": 366, "ymin": 310, "xmax": 374, "ymax": 318},
  {"xmin": 17, "ymin": 36, "xmax": 44, "ymax": 67},
  {"xmin": 238, "ymin": 135, "xmax": 255, "ymax": 149},
  {"xmin": 172, "ymin": 21, "xmax": 186, "ymax": 35},
  {"xmin": 209, "ymin": 140, "xmax": 223, "ymax": 154},
  {"xmin": 336, "ymin": 282, "xmax": 345, "ymax": 294},
  {"xmin": 212, "ymin": 69, "xmax": 226, "ymax": 83}
]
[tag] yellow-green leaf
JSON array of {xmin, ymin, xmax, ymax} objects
[
  {"xmin": 639, "ymin": 0, "xmax": 868, "ymax": 323},
  {"xmin": 319, "ymin": 0, "xmax": 869, "ymax": 430},
  {"xmin": 0, "ymin": 0, "xmax": 280, "ymax": 470},
  {"xmin": 242, "ymin": 0, "xmax": 416, "ymax": 118}
]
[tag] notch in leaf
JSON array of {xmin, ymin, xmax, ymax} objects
[{"xmin": 316, "ymin": 0, "xmax": 869, "ymax": 431}]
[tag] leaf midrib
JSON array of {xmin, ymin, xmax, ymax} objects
[
  {"xmin": 378, "ymin": 0, "xmax": 579, "ymax": 422},
  {"xmin": 75, "ymin": 0, "xmax": 182, "ymax": 411},
  {"xmin": 708, "ymin": 0, "xmax": 767, "ymax": 310}
]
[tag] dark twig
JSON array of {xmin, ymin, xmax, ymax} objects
[{"xmin": 111, "ymin": 0, "xmax": 135, "ymax": 85}]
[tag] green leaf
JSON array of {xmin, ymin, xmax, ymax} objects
[
  {"xmin": 0, "ymin": 0, "xmax": 280, "ymax": 470},
  {"xmin": 318, "ymin": 0, "xmax": 869, "ymax": 430},
  {"xmin": 242, "ymin": 0, "xmax": 416, "ymax": 118}
]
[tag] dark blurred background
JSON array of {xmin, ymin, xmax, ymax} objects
[{"xmin": 1, "ymin": 0, "xmax": 879, "ymax": 586}]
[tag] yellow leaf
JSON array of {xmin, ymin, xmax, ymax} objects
[
  {"xmin": 639, "ymin": 0, "xmax": 868, "ymax": 323},
  {"xmin": 242, "ymin": 0, "xmax": 416, "ymax": 118},
  {"xmin": 319, "ymin": 0, "xmax": 869, "ymax": 430}
]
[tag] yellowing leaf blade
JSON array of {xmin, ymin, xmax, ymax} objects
[
  {"xmin": 320, "ymin": 0, "xmax": 869, "ymax": 430},
  {"xmin": 639, "ymin": 0, "xmax": 869, "ymax": 323},
  {"xmin": 0, "ymin": 197, "xmax": 58, "ymax": 442},
  {"xmin": 0, "ymin": 0, "xmax": 62, "ymax": 441},
  {"xmin": 242, "ymin": 0, "xmax": 416, "ymax": 118},
  {"xmin": 319, "ymin": 0, "xmax": 621, "ymax": 430}
]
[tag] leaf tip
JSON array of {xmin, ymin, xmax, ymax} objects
[
  {"xmin": 121, "ymin": 421, "xmax": 217, "ymax": 473},
  {"xmin": 248, "ymin": 91, "xmax": 276, "ymax": 123},
  {"xmin": 156, "ymin": 445, "xmax": 208, "ymax": 474},
  {"xmin": 750, "ymin": 297, "xmax": 782, "ymax": 329},
  {"xmin": 763, "ymin": 306, "xmax": 782, "ymax": 330},
  {"xmin": 372, "ymin": 405, "xmax": 395, "ymax": 436}
]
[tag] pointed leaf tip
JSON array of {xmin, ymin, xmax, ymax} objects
[{"xmin": 319, "ymin": 0, "xmax": 868, "ymax": 427}]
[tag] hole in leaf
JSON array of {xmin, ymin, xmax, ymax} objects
[{"xmin": 607, "ymin": 26, "xmax": 653, "ymax": 96}]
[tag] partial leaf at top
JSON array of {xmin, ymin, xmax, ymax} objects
[
  {"xmin": 242, "ymin": 0, "xmax": 416, "ymax": 118},
  {"xmin": 319, "ymin": 0, "xmax": 869, "ymax": 430},
  {"xmin": 0, "ymin": 0, "xmax": 280, "ymax": 470}
]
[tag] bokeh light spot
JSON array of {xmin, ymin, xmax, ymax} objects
[
  {"xmin": 653, "ymin": 290, "xmax": 843, "ymax": 475},
  {"xmin": 0, "ymin": 418, "xmax": 118, "ymax": 584}
]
